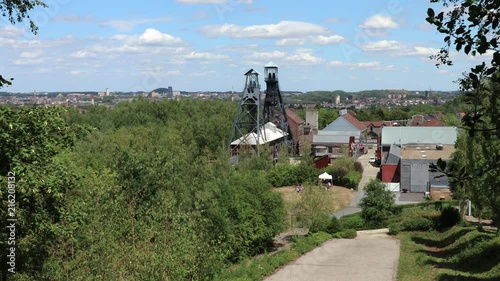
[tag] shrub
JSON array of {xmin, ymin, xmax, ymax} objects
[
  {"xmin": 400, "ymin": 217, "xmax": 434, "ymax": 231},
  {"xmin": 388, "ymin": 224, "xmax": 401, "ymax": 235},
  {"xmin": 439, "ymin": 206, "xmax": 461, "ymax": 228},
  {"xmin": 325, "ymin": 216, "xmax": 342, "ymax": 234},
  {"xmin": 344, "ymin": 170, "xmax": 361, "ymax": 190},
  {"xmin": 309, "ymin": 214, "xmax": 331, "ymax": 233},
  {"xmin": 334, "ymin": 229, "xmax": 357, "ymax": 239},
  {"xmin": 340, "ymin": 214, "xmax": 366, "ymax": 230},
  {"xmin": 359, "ymin": 179, "xmax": 395, "ymax": 222},
  {"xmin": 354, "ymin": 161, "xmax": 364, "ymax": 173}
]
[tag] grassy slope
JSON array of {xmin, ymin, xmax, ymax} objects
[
  {"xmin": 398, "ymin": 226, "xmax": 500, "ymax": 281},
  {"xmin": 273, "ymin": 185, "xmax": 354, "ymax": 229}
]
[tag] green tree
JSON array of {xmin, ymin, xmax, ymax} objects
[
  {"xmin": 427, "ymin": 0, "xmax": 500, "ymax": 134},
  {"xmin": 0, "ymin": 0, "xmax": 47, "ymax": 87},
  {"xmin": 359, "ymin": 179, "xmax": 395, "ymax": 224}
]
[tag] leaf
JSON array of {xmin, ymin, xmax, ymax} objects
[{"xmin": 427, "ymin": 8, "xmax": 435, "ymax": 18}]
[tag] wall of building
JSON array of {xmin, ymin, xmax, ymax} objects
[
  {"xmin": 381, "ymin": 164, "xmax": 399, "ymax": 183},
  {"xmin": 401, "ymin": 159, "xmax": 432, "ymax": 192}
]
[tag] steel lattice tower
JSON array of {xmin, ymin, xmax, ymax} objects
[
  {"xmin": 263, "ymin": 62, "xmax": 294, "ymax": 152},
  {"xmin": 229, "ymin": 69, "xmax": 265, "ymax": 157}
]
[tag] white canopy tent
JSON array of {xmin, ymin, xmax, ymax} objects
[{"xmin": 318, "ymin": 172, "xmax": 332, "ymax": 180}]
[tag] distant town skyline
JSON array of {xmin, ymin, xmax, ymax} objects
[{"xmin": 0, "ymin": 0, "xmax": 492, "ymax": 93}]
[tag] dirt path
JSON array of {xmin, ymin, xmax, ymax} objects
[{"xmin": 264, "ymin": 229, "xmax": 400, "ymax": 281}]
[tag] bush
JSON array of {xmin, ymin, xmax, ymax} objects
[
  {"xmin": 325, "ymin": 216, "xmax": 342, "ymax": 234},
  {"xmin": 388, "ymin": 224, "xmax": 401, "ymax": 235},
  {"xmin": 344, "ymin": 170, "xmax": 361, "ymax": 190},
  {"xmin": 439, "ymin": 206, "xmax": 461, "ymax": 228},
  {"xmin": 334, "ymin": 229, "xmax": 357, "ymax": 239},
  {"xmin": 309, "ymin": 214, "xmax": 331, "ymax": 233},
  {"xmin": 359, "ymin": 179, "xmax": 395, "ymax": 222},
  {"xmin": 340, "ymin": 214, "xmax": 366, "ymax": 230},
  {"xmin": 354, "ymin": 161, "xmax": 364, "ymax": 173},
  {"xmin": 400, "ymin": 217, "xmax": 434, "ymax": 231}
]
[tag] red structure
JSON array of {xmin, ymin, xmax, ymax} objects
[
  {"xmin": 314, "ymin": 155, "xmax": 330, "ymax": 169},
  {"xmin": 376, "ymin": 136, "xmax": 382, "ymax": 159},
  {"xmin": 348, "ymin": 136, "xmax": 355, "ymax": 157},
  {"xmin": 381, "ymin": 164, "xmax": 400, "ymax": 182}
]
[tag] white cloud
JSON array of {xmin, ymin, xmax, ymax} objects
[
  {"xmin": 311, "ymin": 35, "xmax": 346, "ymax": 45},
  {"xmin": 276, "ymin": 35, "xmax": 345, "ymax": 46},
  {"xmin": 329, "ymin": 60, "xmax": 397, "ymax": 71},
  {"xmin": 359, "ymin": 14, "xmax": 399, "ymax": 29},
  {"xmin": 192, "ymin": 70, "xmax": 216, "ymax": 76},
  {"xmin": 200, "ymin": 21, "xmax": 328, "ymax": 39},
  {"xmin": 285, "ymin": 53, "xmax": 323, "ymax": 65},
  {"xmin": 361, "ymin": 40, "xmax": 440, "ymax": 58},
  {"xmin": 0, "ymin": 26, "xmax": 25, "ymax": 39},
  {"xmin": 362, "ymin": 40, "xmax": 404, "ymax": 51},
  {"xmin": 247, "ymin": 50, "xmax": 287, "ymax": 60},
  {"xmin": 166, "ymin": 70, "xmax": 181, "ymax": 76},
  {"xmin": 53, "ymin": 14, "xmax": 95, "ymax": 23},
  {"xmin": 99, "ymin": 17, "xmax": 172, "ymax": 32},
  {"xmin": 19, "ymin": 51, "xmax": 43, "ymax": 59},
  {"xmin": 406, "ymin": 47, "xmax": 440, "ymax": 57},
  {"xmin": 70, "ymin": 70, "xmax": 85, "ymax": 75},
  {"xmin": 111, "ymin": 29, "xmax": 185, "ymax": 47},
  {"xmin": 138, "ymin": 29, "xmax": 185, "ymax": 46},
  {"xmin": 276, "ymin": 38, "xmax": 306, "ymax": 46},
  {"xmin": 11, "ymin": 58, "xmax": 47, "ymax": 65},
  {"xmin": 71, "ymin": 50, "xmax": 95, "ymax": 58},
  {"xmin": 184, "ymin": 51, "xmax": 229, "ymax": 60}
]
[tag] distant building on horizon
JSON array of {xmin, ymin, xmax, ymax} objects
[
  {"xmin": 167, "ymin": 86, "xmax": 173, "ymax": 98},
  {"xmin": 105, "ymin": 88, "xmax": 110, "ymax": 96}
]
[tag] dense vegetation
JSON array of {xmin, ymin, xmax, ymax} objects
[{"xmin": 0, "ymin": 99, "xmax": 291, "ymax": 280}]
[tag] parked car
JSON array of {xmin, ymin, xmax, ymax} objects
[{"xmin": 369, "ymin": 156, "xmax": 376, "ymax": 163}]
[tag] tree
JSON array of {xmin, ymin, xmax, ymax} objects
[
  {"xmin": 359, "ymin": 179, "xmax": 395, "ymax": 224},
  {"xmin": 426, "ymin": 0, "xmax": 500, "ymax": 135},
  {"xmin": 427, "ymin": 0, "xmax": 500, "ymax": 234},
  {"xmin": 0, "ymin": 0, "xmax": 47, "ymax": 87}
]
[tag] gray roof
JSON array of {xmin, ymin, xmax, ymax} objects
[
  {"xmin": 385, "ymin": 144, "xmax": 401, "ymax": 165},
  {"xmin": 382, "ymin": 126, "xmax": 457, "ymax": 146},
  {"xmin": 313, "ymin": 134, "xmax": 354, "ymax": 144},
  {"xmin": 323, "ymin": 116, "xmax": 361, "ymax": 132}
]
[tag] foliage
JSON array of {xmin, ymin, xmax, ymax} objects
[
  {"xmin": 332, "ymin": 229, "xmax": 357, "ymax": 239},
  {"xmin": 388, "ymin": 224, "xmax": 401, "ymax": 235},
  {"xmin": 339, "ymin": 214, "xmax": 367, "ymax": 230},
  {"xmin": 427, "ymin": 0, "xmax": 500, "ymax": 134},
  {"xmin": 324, "ymin": 158, "xmax": 362, "ymax": 189},
  {"xmin": 293, "ymin": 187, "xmax": 334, "ymax": 231},
  {"xmin": 0, "ymin": 0, "xmax": 47, "ymax": 88},
  {"xmin": 397, "ymin": 226, "xmax": 500, "ymax": 280},
  {"xmin": 0, "ymin": 100, "xmax": 289, "ymax": 280},
  {"xmin": 439, "ymin": 206, "xmax": 461, "ymax": 228},
  {"xmin": 325, "ymin": 216, "xmax": 342, "ymax": 234},
  {"xmin": 400, "ymin": 217, "xmax": 434, "ymax": 232},
  {"xmin": 359, "ymin": 179, "xmax": 396, "ymax": 223},
  {"xmin": 215, "ymin": 232, "xmax": 333, "ymax": 280},
  {"xmin": 427, "ymin": 1, "xmax": 500, "ymax": 233}
]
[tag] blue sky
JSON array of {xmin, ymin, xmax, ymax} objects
[{"xmin": 0, "ymin": 0, "xmax": 491, "ymax": 93}]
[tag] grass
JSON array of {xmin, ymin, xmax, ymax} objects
[
  {"xmin": 214, "ymin": 232, "xmax": 332, "ymax": 281},
  {"xmin": 274, "ymin": 185, "xmax": 354, "ymax": 229},
  {"xmin": 397, "ymin": 226, "xmax": 500, "ymax": 281}
]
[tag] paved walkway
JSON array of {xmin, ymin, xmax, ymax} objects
[
  {"xmin": 333, "ymin": 151, "xmax": 377, "ymax": 218},
  {"xmin": 264, "ymin": 229, "xmax": 400, "ymax": 281}
]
